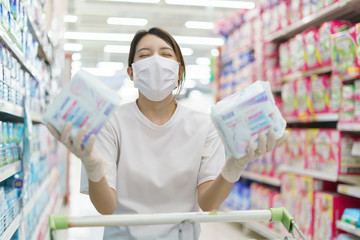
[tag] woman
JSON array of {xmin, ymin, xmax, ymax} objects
[{"xmin": 47, "ymin": 27, "xmax": 287, "ymax": 239}]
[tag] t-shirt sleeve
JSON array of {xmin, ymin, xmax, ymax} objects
[
  {"xmin": 80, "ymin": 121, "xmax": 118, "ymax": 194},
  {"xmin": 197, "ymin": 122, "xmax": 226, "ymax": 186}
]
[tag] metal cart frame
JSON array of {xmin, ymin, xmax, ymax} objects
[{"xmin": 49, "ymin": 207, "xmax": 307, "ymax": 240}]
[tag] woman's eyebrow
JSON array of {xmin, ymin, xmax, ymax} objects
[
  {"xmin": 137, "ymin": 47, "xmax": 151, "ymax": 53},
  {"xmin": 160, "ymin": 47, "xmax": 174, "ymax": 52}
]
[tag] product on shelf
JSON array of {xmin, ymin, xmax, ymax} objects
[
  {"xmin": 355, "ymin": 79, "xmax": 360, "ymax": 122},
  {"xmin": 314, "ymin": 192, "xmax": 359, "ymax": 240},
  {"xmin": 329, "ymin": 74, "xmax": 343, "ymax": 113},
  {"xmin": 286, "ymin": 128, "xmax": 306, "ymax": 168},
  {"xmin": 331, "ymin": 26, "xmax": 358, "ymax": 76},
  {"xmin": 296, "ymin": 77, "xmax": 313, "ymax": 121},
  {"xmin": 310, "ymin": 74, "xmax": 330, "ymax": 114},
  {"xmin": 211, "ymin": 80, "xmax": 286, "ymax": 158},
  {"xmin": 340, "ymin": 84, "xmax": 355, "ymax": 123},
  {"xmin": 337, "ymin": 234, "xmax": 360, "ymax": 240},
  {"xmin": 223, "ymin": 179, "xmax": 251, "ymax": 210},
  {"xmin": 305, "ymin": 28, "xmax": 322, "ymax": 70},
  {"xmin": 43, "ymin": 69, "xmax": 121, "ymax": 147},
  {"xmin": 341, "ymin": 208, "xmax": 360, "ymax": 227},
  {"xmin": 281, "ymin": 81, "xmax": 297, "ymax": 118}
]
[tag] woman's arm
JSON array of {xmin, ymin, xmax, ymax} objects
[
  {"xmin": 197, "ymin": 176, "xmax": 233, "ymax": 211},
  {"xmin": 89, "ymin": 177, "xmax": 117, "ymax": 215}
]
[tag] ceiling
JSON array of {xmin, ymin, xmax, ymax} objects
[{"xmin": 64, "ymin": 0, "xmax": 257, "ymax": 78}]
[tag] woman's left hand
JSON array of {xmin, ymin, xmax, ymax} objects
[{"xmin": 221, "ymin": 130, "xmax": 289, "ymax": 183}]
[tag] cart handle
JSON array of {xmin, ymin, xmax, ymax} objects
[{"xmin": 49, "ymin": 208, "xmax": 302, "ymax": 239}]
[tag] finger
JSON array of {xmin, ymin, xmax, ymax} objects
[
  {"xmin": 60, "ymin": 122, "xmax": 73, "ymax": 147},
  {"xmin": 267, "ymin": 129, "xmax": 276, "ymax": 152},
  {"xmin": 276, "ymin": 130, "xmax": 289, "ymax": 146},
  {"xmin": 46, "ymin": 124, "xmax": 61, "ymax": 140},
  {"xmin": 246, "ymin": 140, "xmax": 256, "ymax": 159},
  {"xmin": 84, "ymin": 134, "xmax": 96, "ymax": 156},
  {"xmin": 74, "ymin": 126, "xmax": 88, "ymax": 151},
  {"xmin": 256, "ymin": 131, "xmax": 266, "ymax": 155}
]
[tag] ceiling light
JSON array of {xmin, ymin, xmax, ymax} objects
[
  {"xmin": 82, "ymin": 67, "xmax": 116, "ymax": 77},
  {"xmin": 211, "ymin": 48, "xmax": 219, "ymax": 57},
  {"xmin": 72, "ymin": 53, "xmax": 81, "ymax": 61},
  {"xmin": 165, "ymin": 0, "xmax": 255, "ymax": 9},
  {"xmin": 180, "ymin": 47, "xmax": 193, "ymax": 56},
  {"xmin": 107, "ymin": 17, "xmax": 148, "ymax": 26},
  {"xmin": 185, "ymin": 21, "xmax": 214, "ymax": 30},
  {"xmin": 97, "ymin": 61, "xmax": 124, "ymax": 70},
  {"xmin": 104, "ymin": 45, "xmax": 130, "ymax": 53},
  {"xmin": 64, "ymin": 15, "xmax": 78, "ymax": 23},
  {"xmin": 97, "ymin": 0, "xmax": 160, "ymax": 3},
  {"xmin": 174, "ymin": 36, "xmax": 223, "ymax": 46},
  {"xmin": 64, "ymin": 43, "xmax": 83, "ymax": 51},
  {"xmin": 64, "ymin": 32, "xmax": 134, "ymax": 41},
  {"xmin": 196, "ymin": 57, "xmax": 211, "ymax": 66}
]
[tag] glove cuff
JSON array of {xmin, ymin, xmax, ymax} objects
[
  {"xmin": 221, "ymin": 157, "xmax": 248, "ymax": 183},
  {"xmin": 85, "ymin": 158, "xmax": 110, "ymax": 182}
]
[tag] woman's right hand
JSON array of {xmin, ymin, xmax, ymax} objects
[{"xmin": 47, "ymin": 122, "xmax": 109, "ymax": 182}]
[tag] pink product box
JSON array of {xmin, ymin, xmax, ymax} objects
[
  {"xmin": 305, "ymin": 28, "xmax": 322, "ymax": 70},
  {"xmin": 329, "ymin": 75, "xmax": 343, "ymax": 113},
  {"xmin": 287, "ymin": 129, "xmax": 306, "ymax": 169},
  {"xmin": 281, "ymin": 81, "xmax": 297, "ymax": 118},
  {"xmin": 281, "ymin": 174, "xmax": 338, "ymax": 240},
  {"xmin": 279, "ymin": 42, "xmax": 291, "ymax": 75},
  {"xmin": 289, "ymin": 0, "xmax": 302, "ymax": 24},
  {"xmin": 340, "ymin": 85, "xmax": 355, "ymax": 123},
  {"xmin": 354, "ymin": 80, "xmax": 360, "ymax": 122},
  {"xmin": 314, "ymin": 192, "xmax": 359, "ymax": 240},
  {"xmin": 318, "ymin": 21, "xmax": 352, "ymax": 67},
  {"xmin": 331, "ymin": 27, "xmax": 357, "ymax": 76},
  {"xmin": 296, "ymin": 78, "xmax": 313, "ymax": 122},
  {"xmin": 307, "ymin": 129, "xmax": 360, "ymax": 175},
  {"xmin": 310, "ymin": 74, "xmax": 330, "ymax": 114}
]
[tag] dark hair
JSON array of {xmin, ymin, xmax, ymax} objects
[{"xmin": 128, "ymin": 27, "xmax": 186, "ymax": 98}]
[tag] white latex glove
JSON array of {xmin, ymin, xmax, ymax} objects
[
  {"xmin": 47, "ymin": 122, "xmax": 109, "ymax": 182},
  {"xmin": 221, "ymin": 129, "xmax": 289, "ymax": 183}
]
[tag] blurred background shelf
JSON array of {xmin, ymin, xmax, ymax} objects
[{"xmin": 336, "ymin": 221, "xmax": 360, "ymax": 237}]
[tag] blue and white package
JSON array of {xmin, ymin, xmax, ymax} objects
[
  {"xmin": 211, "ymin": 81, "xmax": 286, "ymax": 158},
  {"xmin": 43, "ymin": 69, "xmax": 121, "ymax": 147}
]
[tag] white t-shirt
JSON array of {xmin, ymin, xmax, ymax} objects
[{"xmin": 80, "ymin": 101, "xmax": 225, "ymax": 240}]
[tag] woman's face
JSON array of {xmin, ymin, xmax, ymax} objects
[{"xmin": 133, "ymin": 34, "xmax": 178, "ymax": 63}]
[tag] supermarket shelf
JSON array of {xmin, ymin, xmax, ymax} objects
[
  {"xmin": 336, "ymin": 221, "xmax": 360, "ymax": 237},
  {"xmin": 282, "ymin": 66, "xmax": 332, "ymax": 82},
  {"xmin": 0, "ymin": 161, "xmax": 22, "ymax": 183},
  {"xmin": 30, "ymin": 194, "xmax": 57, "ymax": 240},
  {"xmin": 23, "ymin": 170, "xmax": 53, "ymax": 216},
  {"xmin": 0, "ymin": 99, "xmax": 43, "ymax": 123},
  {"xmin": 280, "ymin": 166, "xmax": 360, "ymax": 184},
  {"xmin": 241, "ymin": 172, "xmax": 281, "ymax": 187},
  {"xmin": 0, "ymin": 25, "xmax": 42, "ymax": 81},
  {"xmin": 286, "ymin": 113, "xmax": 339, "ymax": 124},
  {"xmin": 279, "ymin": 166, "xmax": 338, "ymax": 181},
  {"xmin": 338, "ymin": 184, "xmax": 360, "ymax": 198},
  {"xmin": 23, "ymin": 5, "xmax": 52, "ymax": 63},
  {"xmin": 338, "ymin": 122, "xmax": 360, "ymax": 132},
  {"xmin": 0, "ymin": 214, "xmax": 20, "ymax": 240},
  {"xmin": 266, "ymin": 0, "xmax": 360, "ymax": 42},
  {"xmin": 338, "ymin": 175, "xmax": 360, "ymax": 186},
  {"xmin": 241, "ymin": 222, "xmax": 283, "ymax": 239}
]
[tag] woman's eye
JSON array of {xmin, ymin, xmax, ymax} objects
[
  {"xmin": 162, "ymin": 53, "xmax": 173, "ymax": 57},
  {"xmin": 139, "ymin": 54, "xmax": 150, "ymax": 58}
]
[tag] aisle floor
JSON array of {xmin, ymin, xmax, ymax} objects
[{"xmin": 66, "ymin": 155, "xmax": 264, "ymax": 240}]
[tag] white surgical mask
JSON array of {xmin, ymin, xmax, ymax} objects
[{"xmin": 132, "ymin": 54, "xmax": 179, "ymax": 101}]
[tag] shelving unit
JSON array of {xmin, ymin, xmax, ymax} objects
[
  {"xmin": 23, "ymin": 169, "xmax": 55, "ymax": 217},
  {"xmin": 337, "ymin": 184, "xmax": 360, "ymax": 198},
  {"xmin": 0, "ymin": 214, "xmax": 20, "ymax": 240},
  {"xmin": 266, "ymin": 0, "xmax": 360, "ymax": 42},
  {"xmin": 336, "ymin": 221, "xmax": 360, "ymax": 237},
  {"xmin": 0, "ymin": 99, "xmax": 43, "ymax": 123},
  {"xmin": 241, "ymin": 172, "xmax": 281, "ymax": 187},
  {"xmin": 285, "ymin": 113, "xmax": 339, "ymax": 124},
  {"xmin": 282, "ymin": 66, "xmax": 332, "ymax": 82},
  {"xmin": 241, "ymin": 222, "xmax": 283, "ymax": 239},
  {"xmin": 337, "ymin": 122, "xmax": 360, "ymax": 132},
  {"xmin": 0, "ymin": 161, "xmax": 22, "ymax": 182},
  {"xmin": 23, "ymin": 4, "xmax": 53, "ymax": 64}
]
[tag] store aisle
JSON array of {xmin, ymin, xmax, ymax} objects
[{"xmin": 67, "ymin": 154, "xmax": 262, "ymax": 240}]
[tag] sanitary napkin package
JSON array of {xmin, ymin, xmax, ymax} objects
[
  {"xmin": 211, "ymin": 81, "xmax": 286, "ymax": 158},
  {"xmin": 43, "ymin": 69, "xmax": 121, "ymax": 146}
]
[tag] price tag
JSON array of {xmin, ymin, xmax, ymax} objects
[{"xmin": 351, "ymin": 141, "xmax": 360, "ymax": 157}]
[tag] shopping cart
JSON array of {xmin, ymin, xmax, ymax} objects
[{"xmin": 49, "ymin": 207, "xmax": 307, "ymax": 240}]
